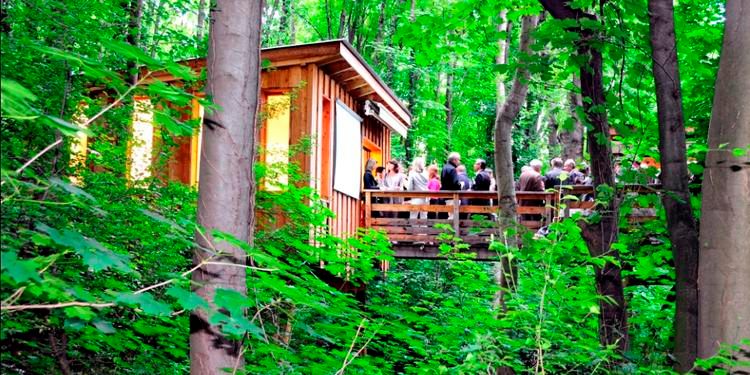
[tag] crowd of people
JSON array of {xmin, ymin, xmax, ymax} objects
[{"xmin": 363, "ymin": 154, "xmax": 593, "ymax": 197}]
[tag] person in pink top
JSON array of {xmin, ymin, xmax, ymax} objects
[{"xmin": 427, "ymin": 164, "xmax": 441, "ymax": 192}]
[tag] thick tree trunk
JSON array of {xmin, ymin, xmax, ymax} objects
[
  {"xmin": 540, "ymin": 0, "xmax": 628, "ymax": 353},
  {"xmin": 648, "ymin": 0, "xmax": 700, "ymax": 371},
  {"xmin": 698, "ymin": 0, "xmax": 750, "ymax": 368},
  {"xmin": 560, "ymin": 75, "xmax": 584, "ymax": 161},
  {"xmin": 190, "ymin": 0, "xmax": 262, "ymax": 373},
  {"xmin": 493, "ymin": 14, "xmax": 539, "ymax": 308}
]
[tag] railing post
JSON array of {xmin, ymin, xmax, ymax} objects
[
  {"xmin": 364, "ymin": 191, "xmax": 372, "ymax": 228},
  {"xmin": 452, "ymin": 192, "xmax": 460, "ymax": 235}
]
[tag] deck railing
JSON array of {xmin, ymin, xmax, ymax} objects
[{"xmin": 362, "ymin": 185, "xmax": 661, "ymax": 248}]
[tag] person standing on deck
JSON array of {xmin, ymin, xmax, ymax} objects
[
  {"xmin": 407, "ymin": 157, "xmax": 429, "ymax": 219},
  {"xmin": 563, "ymin": 159, "xmax": 583, "ymax": 185},
  {"xmin": 383, "ymin": 160, "xmax": 406, "ymax": 217},
  {"xmin": 470, "ymin": 159, "xmax": 492, "ymax": 212},
  {"xmin": 441, "ymin": 152, "xmax": 461, "ymax": 219},
  {"xmin": 519, "ymin": 159, "xmax": 546, "ymax": 222},
  {"xmin": 363, "ymin": 158, "xmax": 380, "ymax": 218},
  {"xmin": 544, "ymin": 157, "xmax": 565, "ymax": 189},
  {"xmin": 427, "ymin": 164, "xmax": 441, "ymax": 219}
]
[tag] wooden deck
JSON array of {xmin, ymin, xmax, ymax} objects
[{"xmin": 362, "ymin": 186, "xmax": 659, "ymax": 260}]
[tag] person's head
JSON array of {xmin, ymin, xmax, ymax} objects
[
  {"xmin": 447, "ymin": 152, "xmax": 461, "ymax": 166},
  {"xmin": 529, "ymin": 159, "xmax": 543, "ymax": 173},
  {"xmin": 551, "ymin": 157, "xmax": 564, "ymax": 169},
  {"xmin": 474, "ymin": 159, "xmax": 487, "ymax": 172},
  {"xmin": 579, "ymin": 162, "xmax": 590, "ymax": 175},
  {"xmin": 456, "ymin": 165, "xmax": 467, "ymax": 174},
  {"xmin": 365, "ymin": 158, "xmax": 377, "ymax": 172},
  {"xmin": 521, "ymin": 166, "xmax": 532, "ymax": 174},
  {"xmin": 412, "ymin": 157, "xmax": 425, "ymax": 173},
  {"xmin": 375, "ymin": 166, "xmax": 385, "ymax": 177},
  {"xmin": 428, "ymin": 164, "xmax": 439, "ymax": 178},
  {"xmin": 564, "ymin": 159, "xmax": 576, "ymax": 172},
  {"xmin": 387, "ymin": 160, "xmax": 399, "ymax": 174}
]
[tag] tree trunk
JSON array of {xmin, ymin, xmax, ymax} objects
[
  {"xmin": 190, "ymin": 0, "xmax": 262, "ymax": 373},
  {"xmin": 540, "ymin": 0, "xmax": 628, "ymax": 353},
  {"xmin": 560, "ymin": 75, "xmax": 584, "ymax": 161},
  {"xmin": 407, "ymin": 0, "xmax": 417, "ymax": 109},
  {"xmin": 648, "ymin": 0, "xmax": 700, "ymax": 371},
  {"xmin": 197, "ymin": 0, "xmax": 206, "ymax": 42},
  {"xmin": 149, "ymin": 0, "xmax": 163, "ymax": 58},
  {"xmin": 493, "ymin": 14, "xmax": 539, "ymax": 308},
  {"xmin": 547, "ymin": 112, "xmax": 559, "ymax": 152},
  {"xmin": 445, "ymin": 60, "xmax": 454, "ymax": 136},
  {"xmin": 698, "ymin": 0, "xmax": 750, "ymax": 368},
  {"xmin": 337, "ymin": 0, "xmax": 346, "ymax": 38},
  {"xmin": 495, "ymin": 10, "xmax": 511, "ymax": 106},
  {"xmin": 125, "ymin": 0, "xmax": 144, "ymax": 84}
]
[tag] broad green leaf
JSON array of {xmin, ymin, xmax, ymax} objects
[
  {"xmin": 36, "ymin": 223, "xmax": 131, "ymax": 273},
  {"xmin": 116, "ymin": 292, "xmax": 172, "ymax": 316},
  {"xmin": 166, "ymin": 285, "xmax": 209, "ymax": 311},
  {"xmin": 0, "ymin": 251, "xmax": 41, "ymax": 283}
]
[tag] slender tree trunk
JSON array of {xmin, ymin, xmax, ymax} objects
[
  {"xmin": 126, "ymin": 0, "xmax": 144, "ymax": 84},
  {"xmin": 149, "ymin": 0, "xmax": 163, "ymax": 58},
  {"xmin": 288, "ymin": 0, "xmax": 295, "ymax": 43},
  {"xmin": 540, "ymin": 0, "xmax": 628, "ymax": 353},
  {"xmin": 547, "ymin": 112, "xmax": 559, "ymax": 152},
  {"xmin": 373, "ymin": 1, "xmax": 386, "ymax": 66},
  {"xmin": 493, "ymin": 14, "xmax": 539, "ymax": 309},
  {"xmin": 445, "ymin": 60, "xmax": 454, "ymax": 135},
  {"xmin": 560, "ymin": 75, "xmax": 584, "ymax": 161},
  {"xmin": 492, "ymin": 10, "xmax": 513, "ymax": 310},
  {"xmin": 190, "ymin": 0, "xmax": 262, "ymax": 373},
  {"xmin": 407, "ymin": 0, "xmax": 418, "ymax": 109},
  {"xmin": 197, "ymin": 0, "xmax": 206, "ymax": 42},
  {"xmin": 698, "ymin": 0, "xmax": 750, "ymax": 368},
  {"xmin": 337, "ymin": 0, "xmax": 346, "ymax": 38},
  {"xmin": 324, "ymin": 0, "xmax": 332, "ymax": 38},
  {"xmin": 495, "ymin": 10, "xmax": 511, "ymax": 106},
  {"xmin": 648, "ymin": 0, "xmax": 700, "ymax": 371}
]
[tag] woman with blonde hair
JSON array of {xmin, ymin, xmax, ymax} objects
[{"xmin": 407, "ymin": 157, "xmax": 429, "ymax": 219}]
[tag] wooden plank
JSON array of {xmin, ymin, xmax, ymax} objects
[
  {"xmin": 371, "ymin": 203, "xmax": 452, "ymax": 212},
  {"xmin": 371, "ymin": 218, "xmax": 452, "ymax": 226},
  {"xmin": 375, "ymin": 226, "xmax": 446, "ymax": 235},
  {"xmin": 364, "ymin": 191, "xmax": 372, "ymax": 228},
  {"xmin": 452, "ymin": 193, "xmax": 460, "ymax": 234}
]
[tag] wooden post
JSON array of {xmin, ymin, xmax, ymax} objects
[
  {"xmin": 452, "ymin": 192, "xmax": 460, "ymax": 235},
  {"xmin": 364, "ymin": 191, "xmax": 372, "ymax": 228}
]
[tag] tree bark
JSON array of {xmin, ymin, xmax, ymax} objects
[
  {"xmin": 445, "ymin": 59, "xmax": 455, "ymax": 135},
  {"xmin": 493, "ymin": 14, "xmax": 539, "ymax": 309},
  {"xmin": 196, "ymin": 0, "xmax": 206, "ymax": 42},
  {"xmin": 539, "ymin": 0, "xmax": 628, "ymax": 353},
  {"xmin": 560, "ymin": 75, "xmax": 584, "ymax": 161},
  {"xmin": 495, "ymin": 10, "xmax": 511, "ymax": 106},
  {"xmin": 190, "ymin": 0, "xmax": 262, "ymax": 373},
  {"xmin": 647, "ymin": 0, "xmax": 700, "ymax": 371},
  {"xmin": 698, "ymin": 0, "xmax": 750, "ymax": 368},
  {"xmin": 125, "ymin": 0, "xmax": 144, "ymax": 85}
]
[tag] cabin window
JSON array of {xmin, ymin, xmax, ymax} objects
[
  {"xmin": 320, "ymin": 97, "xmax": 332, "ymax": 199},
  {"xmin": 166, "ymin": 100, "xmax": 203, "ymax": 186},
  {"xmin": 129, "ymin": 97, "xmax": 155, "ymax": 181},
  {"xmin": 190, "ymin": 102, "xmax": 204, "ymax": 186},
  {"xmin": 263, "ymin": 94, "xmax": 292, "ymax": 190}
]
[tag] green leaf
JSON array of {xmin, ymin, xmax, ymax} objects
[
  {"xmin": 166, "ymin": 285, "xmax": 209, "ymax": 311},
  {"xmin": 115, "ymin": 292, "xmax": 172, "ymax": 316},
  {"xmin": 0, "ymin": 251, "xmax": 41, "ymax": 283},
  {"xmin": 36, "ymin": 223, "xmax": 132, "ymax": 273},
  {"xmin": 92, "ymin": 319, "xmax": 116, "ymax": 334}
]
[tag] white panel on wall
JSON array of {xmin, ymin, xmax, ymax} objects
[{"xmin": 333, "ymin": 100, "xmax": 363, "ymax": 199}]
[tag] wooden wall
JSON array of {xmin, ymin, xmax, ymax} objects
[{"xmin": 259, "ymin": 64, "xmax": 395, "ymax": 239}]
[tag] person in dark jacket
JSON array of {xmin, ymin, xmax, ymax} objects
[
  {"xmin": 544, "ymin": 157, "xmax": 565, "ymax": 189},
  {"xmin": 470, "ymin": 159, "xmax": 491, "ymax": 211},
  {"xmin": 440, "ymin": 152, "xmax": 461, "ymax": 219},
  {"xmin": 363, "ymin": 158, "xmax": 380, "ymax": 217}
]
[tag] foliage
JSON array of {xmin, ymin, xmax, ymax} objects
[{"xmin": 0, "ymin": 0, "xmax": 739, "ymax": 374}]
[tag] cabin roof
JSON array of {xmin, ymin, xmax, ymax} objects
[
  {"xmin": 146, "ymin": 39, "xmax": 411, "ymax": 129},
  {"xmin": 261, "ymin": 39, "xmax": 411, "ymax": 127}
]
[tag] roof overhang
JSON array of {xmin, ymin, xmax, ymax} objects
[
  {"xmin": 262, "ymin": 40, "xmax": 412, "ymax": 131},
  {"xmin": 364, "ymin": 100, "xmax": 407, "ymax": 138}
]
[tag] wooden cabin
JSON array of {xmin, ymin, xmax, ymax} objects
[{"xmin": 115, "ymin": 40, "xmax": 411, "ymax": 239}]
